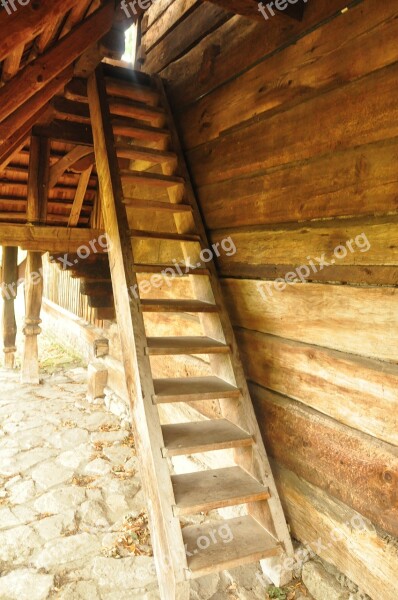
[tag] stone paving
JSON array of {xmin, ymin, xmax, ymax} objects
[
  {"xmin": 0, "ymin": 333, "xmax": 311, "ymax": 600},
  {"xmin": 0, "ymin": 356, "xmax": 285, "ymax": 600}
]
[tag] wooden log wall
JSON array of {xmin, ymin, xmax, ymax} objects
[{"xmin": 139, "ymin": 1, "xmax": 398, "ymax": 598}]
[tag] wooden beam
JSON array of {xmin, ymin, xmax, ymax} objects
[
  {"xmin": 1, "ymin": 44, "xmax": 25, "ymax": 83},
  {"xmin": 0, "ymin": 1, "xmax": 115, "ymax": 124},
  {"xmin": 0, "ymin": 67, "xmax": 72, "ymax": 164},
  {"xmin": 21, "ymin": 252, "xmax": 43, "ymax": 385},
  {"xmin": 49, "ymin": 146, "xmax": 94, "ymax": 188},
  {"xmin": 68, "ymin": 165, "xmax": 94, "ymax": 226},
  {"xmin": 0, "ymin": 0, "xmax": 81, "ymax": 62},
  {"xmin": 1, "ymin": 247, "xmax": 18, "ymax": 369},
  {"xmin": 27, "ymin": 136, "xmax": 51, "ymax": 224},
  {"xmin": 0, "ymin": 224, "xmax": 106, "ymax": 253},
  {"xmin": 33, "ymin": 121, "xmax": 93, "ymax": 146}
]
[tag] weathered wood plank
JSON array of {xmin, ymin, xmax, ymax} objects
[
  {"xmin": 197, "ymin": 137, "xmax": 398, "ymax": 229},
  {"xmin": 211, "ymin": 216, "xmax": 398, "ymax": 270},
  {"xmin": 143, "ymin": 0, "xmax": 200, "ymax": 52},
  {"xmin": 222, "ymin": 279, "xmax": 398, "ymax": 361},
  {"xmin": 188, "ymin": 61, "xmax": 398, "ymax": 186},
  {"xmin": 0, "ymin": 224, "xmax": 106, "ymax": 253},
  {"xmin": 160, "ymin": 0, "xmax": 353, "ymax": 108},
  {"xmin": 144, "ymin": 3, "xmax": 232, "ymax": 73},
  {"xmin": 181, "ymin": 0, "xmax": 398, "ymax": 148},
  {"xmin": 252, "ymin": 385, "xmax": 398, "ymax": 536},
  {"xmin": 273, "ymin": 464, "xmax": 398, "ymax": 600},
  {"xmin": 237, "ymin": 329, "xmax": 398, "ymax": 446}
]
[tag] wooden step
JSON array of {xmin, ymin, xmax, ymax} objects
[
  {"xmin": 141, "ymin": 299, "xmax": 217, "ymax": 313},
  {"xmin": 116, "ymin": 143, "xmax": 176, "ymax": 164},
  {"xmin": 121, "ymin": 170, "xmax": 184, "ymax": 188},
  {"xmin": 123, "ymin": 198, "xmax": 192, "ymax": 213},
  {"xmin": 134, "ymin": 264, "xmax": 210, "ymax": 276},
  {"xmin": 130, "ymin": 229, "xmax": 200, "ymax": 242},
  {"xmin": 171, "ymin": 467, "xmax": 270, "ymax": 516},
  {"xmin": 105, "ymin": 76, "xmax": 160, "ymax": 106},
  {"xmin": 112, "ymin": 119, "xmax": 169, "ymax": 142},
  {"xmin": 182, "ymin": 516, "xmax": 281, "ymax": 579},
  {"xmin": 152, "ymin": 376, "xmax": 240, "ymax": 403},
  {"xmin": 146, "ymin": 336, "xmax": 229, "ymax": 356},
  {"xmin": 161, "ymin": 419, "xmax": 253, "ymax": 456},
  {"xmin": 109, "ymin": 98, "xmax": 165, "ymax": 123},
  {"xmin": 133, "ymin": 264, "xmax": 210, "ymax": 277}
]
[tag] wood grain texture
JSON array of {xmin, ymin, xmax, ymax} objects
[
  {"xmin": 273, "ymin": 464, "xmax": 398, "ymax": 600},
  {"xmin": 197, "ymin": 137, "xmax": 398, "ymax": 229},
  {"xmin": 211, "ymin": 216, "xmax": 398, "ymax": 269},
  {"xmin": 252, "ymin": 385, "xmax": 398, "ymax": 537},
  {"xmin": 180, "ymin": 0, "xmax": 398, "ymax": 148},
  {"xmin": 222, "ymin": 279, "xmax": 398, "ymax": 361},
  {"xmin": 237, "ymin": 329, "xmax": 398, "ymax": 446},
  {"xmin": 188, "ymin": 61, "xmax": 398, "ymax": 186},
  {"xmin": 159, "ymin": 0, "xmax": 354, "ymax": 107}
]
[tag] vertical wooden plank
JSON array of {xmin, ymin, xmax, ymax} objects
[
  {"xmin": 27, "ymin": 135, "xmax": 50, "ymax": 224},
  {"xmin": 1, "ymin": 246, "xmax": 18, "ymax": 369}
]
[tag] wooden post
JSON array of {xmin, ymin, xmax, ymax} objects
[
  {"xmin": 21, "ymin": 251, "xmax": 43, "ymax": 384},
  {"xmin": 1, "ymin": 246, "xmax": 18, "ymax": 369},
  {"xmin": 20, "ymin": 132, "xmax": 48, "ymax": 384}
]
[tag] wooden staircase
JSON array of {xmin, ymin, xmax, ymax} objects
[{"xmin": 87, "ymin": 63, "xmax": 293, "ymax": 600}]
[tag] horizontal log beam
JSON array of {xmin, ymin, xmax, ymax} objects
[
  {"xmin": 273, "ymin": 463, "xmax": 398, "ymax": 600},
  {"xmin": 0, "ymin": 224, "xmax": 106, "ymax": 253},
  {"xmin": 252, "ymin": 384, "xmax": 398, "ymax": 537}
]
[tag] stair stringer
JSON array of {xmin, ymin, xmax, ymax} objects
[{"xmin": 156, "ymin": 76, "xmax": 295, "ymax": 587}]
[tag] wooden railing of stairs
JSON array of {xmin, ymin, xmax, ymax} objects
[{"xmin": 87, "ymin": 63, "xmax": 293, "ymax": 600}]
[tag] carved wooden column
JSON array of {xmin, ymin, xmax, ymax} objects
[
  {"xmin": 20, "ymin": 134, "xmax": 49, "ymax": 384},
  {"xmin": 21, "ymin": 252, "xmax": 43, "ymax": 384},
  {"xmin": 1, "ymin": 246, "xmax": 18, "ymax": 369}
]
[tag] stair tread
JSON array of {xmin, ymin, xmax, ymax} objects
[
  {"xmin": 146, "ymin": 336, "xmax": 229, "ymax": 355},
  {"xmin": 105, "ymin": 76, "xmax": 159, "ymax": 105},
  {"xmin": 183, "ymin": 515, "xmax": 280, "ymax": 578},
  {"xmin": 109, "ymin": 98, "xmax": 165, "ymax": 122},
  {"xmin": 112, "ymin": 119, "xmax": 169, "ymax": 141},
  {"xmin": 172, "ymin": 466, "xmax": 270, "ymax": 515},
  {"xmin": 152, "ymin": 376, "xmax": 240, "ymax": 403},
  {"xmin": 134, "ymin": 264, "xmax": 209, "ymax": 275},
  {"xmin": 130, "ymin": 229, "xmax": 200, "ymax": 242},
  {"xmin": 124, "ymin": 198, "xmax": 192, "ymax": 212},
  {"xmin": 120, "ymin": 170, "xmax": 184, "ymax": 187},
  {"xmin": 162, "ymin": 419, "xmax": 252, "ymax": 457},
  {"xmin": 141, "ymin": 299, "xmax": 218, "ymax": 313},
  {"xmin": 116, "ymin": 144, "xmax": 176, "ymax": 163}
]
